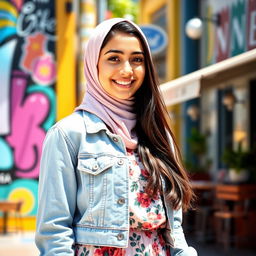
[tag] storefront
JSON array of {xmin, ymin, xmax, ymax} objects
[{"xmin": 160, "ymin": 0, "xmax": 256, "ymax": 181}]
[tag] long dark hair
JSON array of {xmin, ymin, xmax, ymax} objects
[{"xmin": 101, "ymin": 21, "xmax": 194, "ymax": 211}]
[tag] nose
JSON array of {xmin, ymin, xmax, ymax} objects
[{"xmin": 120, "ymin": 61, "xmax": 133, "ymax": 76}]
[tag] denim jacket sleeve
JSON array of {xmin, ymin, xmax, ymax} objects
[
  {"xmin": 170, "ymin": 208, "xmax": 197, "ymax": 256},
  {"xmin": 35, "ymin": 126, "xmax": 77, "ymax": 255}
]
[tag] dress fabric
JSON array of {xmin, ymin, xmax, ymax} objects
[{"xmin": 75, "ymin": 149, "xmax": 170, "ymax": 256}]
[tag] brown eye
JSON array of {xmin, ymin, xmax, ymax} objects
[
  {"xmin": 132, "ymin": 57, "xmax": 144, "ymax": 64},
  {"xmin": 108, "ymin": 56, "xmax": 120, "ymax": 62}
]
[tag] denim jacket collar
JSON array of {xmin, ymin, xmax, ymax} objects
[{"xmin": 82, "ymin": 111, "xmax": 108, "ymax": 134}]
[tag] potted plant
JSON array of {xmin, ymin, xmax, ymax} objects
[
  {"xmin": 185, "ymin": 128, "xmax": 212, "ymax": 180},
  {"xmin": 222, "ymin": 143, "xmax": 255, "ymax": 183}
]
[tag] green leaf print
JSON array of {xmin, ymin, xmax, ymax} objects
[
  {"xmin": 146, "ymin": 208, "xmax": 151, "ymax": 213},
  {"xmin": 134, "ymin": 200, "xmax": 140, "ymax": 206},
  {"xmin": 137, "ymin": 222, "xmax": 143, "ymax": 229},
  {"xmin": 141, "ymin": 243, "xmax": 145, "ymax": 251},
  {"xmin": 136, "ymin": 235, "xmax": 141, "ymax": 241},
  {"xmin": 129, "ymin": 236, "xmax": 134, "ymax": 241},
  {"xmin": 135, "ymin": 248, "xmax": 142, "ymax": 253},
  {"xmin": 145, "ymin": 252, "xmax": 150, "ymax": 256},
  {"xmin": 130, "ymin": 218, "xmax": 135, "ymax": 225},
  {"xmin": 130, "ymin": 241, "xmax": 136, "ymax": 247},
  {"xmin": 81, "ymin": 247, "xmax": 90, "ymax": 256},
  {"xmin": 131, "ymin": 182, "xmax": 139, "ymax": 192}
]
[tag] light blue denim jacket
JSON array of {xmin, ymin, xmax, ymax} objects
[{"xmin": 35, "ymin": 111, "xmax": 197, "ymax": 256}]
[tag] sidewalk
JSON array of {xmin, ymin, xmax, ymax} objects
[
  {"xmin": 0, "ymin": 232, "xmax": 38, "ymax": 256},
  {"xmin": 187, "ymin": 237, "xmax": 256, "ymax": 256}
]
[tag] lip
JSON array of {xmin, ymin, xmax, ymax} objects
[{"xmin": 112, "ymin": 79, "xmax": 135, "ymax": 88}]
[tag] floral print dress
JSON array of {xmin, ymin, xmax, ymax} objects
[{"xmin": 75, "ymin": 149, "xmax": 170, "ymax": 256}]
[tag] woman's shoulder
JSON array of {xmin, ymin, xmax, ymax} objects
[
  {"xmin": 43, "ymin": 111, "xmax": 89, "ymax": 154},
  {"xmin": 54, "ymin": 111, "xmax": 84, "ymax": 131},
  {"xmin": 49, "ymin": 110, "xmax": 106, "ymax": 137}
]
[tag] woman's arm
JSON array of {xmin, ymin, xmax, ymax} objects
[
  {"xmin": 170, "ymin": 208, "xmax": 197, "ymax": 256},
  {"xmin": 35, "ymin": 126, "xmax": 77, "ymax": 255}
]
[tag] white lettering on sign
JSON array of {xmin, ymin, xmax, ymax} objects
[
  {"xmin": 16, "ymin": 1, "xmax": 56, "ymax": 40},
  {"xmin": 0, "ymin": 173, "xmax": 12, "ymax": 184},
  {"xmin": 232, "ymin": 16, "xmax": 245, "ymax": 50},
  {"xmin": 249, "ymin": 11, "xmax": 256, "ymax": 46},
  {"xmin": 217, "ymin": 24, "xmax": 229, "ymax": 53}
]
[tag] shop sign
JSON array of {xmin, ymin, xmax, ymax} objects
[
  {"xmin": 204, "ymin": 0, "xmax": 256, "ymax": 64},
  {"xmin": 140, "ymin": 25, "xmax": 167, "ymax": 55}
]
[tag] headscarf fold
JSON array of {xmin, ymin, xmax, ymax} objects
[{"xmin": 76, "ymin": 18, "xmax": 150, "ymax": 149}]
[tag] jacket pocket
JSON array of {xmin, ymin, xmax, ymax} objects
[{"xmin": 77, "ymin": 154, "xmax": 115, "ymax": 175}]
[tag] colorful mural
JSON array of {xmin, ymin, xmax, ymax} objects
[{"xmin": 0, "ymin": 0, "xmax": 56, "ymax": 219}]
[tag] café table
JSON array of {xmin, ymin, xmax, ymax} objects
[
  {"xmin": 190, "ymin": 180, "xmax": 217, "ymax": 242},
  {"xmin": 0, "ymin": 200, "xmax": 23, "ymax": 234},
  {"xmin": 214, "ymin": 184, "xmax": 256, "ymax": 249}
]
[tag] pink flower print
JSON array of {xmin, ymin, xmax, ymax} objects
[
  {"xmin": 32, "ymin": 54, "xmax": 56, "ymax": 85},
  {"xmin": 152, "ymin": 241, "xmax": 160, "ymax": 255},
  {"xmin": 22, "ymin": 33, "xmax": 45, "ymax": 71},
  {"xmin": 132, "ymin": 159, "xmax": 138, "ymax": 166},
  {"xmin": 141, "ymin": 169, "xmax": 150, "ymax": 178},
  {"xmin": 144, "ymin": 230, "xmax": 152, "ymax": 238},
  {"xmin": 126, "ymin": 148, "xmax": 133, "ymax": 155},
  {"xmin": 147, "ymin": 212, "xmax": 157, "ymax": 221},
  {"xmin": 94, "ymin": 247, "xmax": 125, "ymax": 256},
  {"xmin": 157, "ymin": 213, "xmax": 163, "ymax": 220},
  {"xmin": 129, "ymin": 166, "xmax": 134, "ymax": 177},
  {"xmin": 142, "ymin": 222, "xmax": 153, "ymax": 230},
  {"xmin": 137, "ymin": 192, "xmax": 151, "ymax": 208}
]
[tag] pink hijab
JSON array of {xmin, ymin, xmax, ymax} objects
[{"xmin": 76, "ymin": 18, "xmax": 151, "ymax": 149}]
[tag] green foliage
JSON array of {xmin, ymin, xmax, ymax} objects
[
  {"xmin": 108, "ymin": 0, "xmax": 138, "ymax": 22},
  {"xmin": 222, "ymin": 143, "xmax": 256, "ymax": 173},
  {"xmin": 187, "ymin": 127, "xmax": 207, "ymax": 155},
  {"xmin": 185, "ymin": 127, "xmax": 212, "ymax": 173}
]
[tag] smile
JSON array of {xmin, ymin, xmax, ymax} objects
[{"xmin": 113, "ymin": 80, "xmax": 134, "ymax": 86}]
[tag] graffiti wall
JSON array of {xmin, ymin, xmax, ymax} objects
[{"xmin": 0, "ymin": 0, "xmax": 56, "ymax": 219}]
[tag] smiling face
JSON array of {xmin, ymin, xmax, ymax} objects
[{"xmin": 97, "ymin": 32, "xmax": 145, "ymax": 100}]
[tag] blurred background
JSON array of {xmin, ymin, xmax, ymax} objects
[{"xmin": 0, "ymin": 0, "xmax": 256, "ymax": 255}]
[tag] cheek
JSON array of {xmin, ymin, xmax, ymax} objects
[
  {"xmin": 98, "ymin": 63, "xmax": 109, "ymax": 83},
  {"xmin": 137, "ymin": 66, "xmax": 145, "ymax": 81}
]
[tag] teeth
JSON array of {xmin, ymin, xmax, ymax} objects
[{"xmin": 115, "ymin": 80, "xmax": 132, "ymax": 85}]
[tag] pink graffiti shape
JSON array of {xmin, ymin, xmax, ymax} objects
[
  {"xmin": 32, "ymin": 54, "xmax": 56, "ymax": 85},
  {"xmin": 11, "ymin": 0, "xmax": 23, "ymax": 11},
  {"xmin": 6, "ymin": 71, "xmax": 50, "ymax": 178}
]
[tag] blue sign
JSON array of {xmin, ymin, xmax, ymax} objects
[{"xmin": 140, "ymin": 25, "xmax": 168, "ymax": 55}]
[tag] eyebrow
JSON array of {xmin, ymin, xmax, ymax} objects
[{"xmin": 104, "ymin": 49, "xmax": 144, "ymax": 55}]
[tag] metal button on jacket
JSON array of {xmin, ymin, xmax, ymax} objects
[
  {"xmin": 117, "ymin": 233, "xmax": 124, "ymax": 240},
  {"xmin": 117, "ymin": 197, "xmax": 125, "ymax": 205},
  {"xmin": 117, "ymin": 159, "xmax": 124, "ymax": 165},
  {"xmin": 113, "ymin": 137, "xmax": 119, "ymax": 142},
  {"xmin": 92, "ymin": 164, "xmax": 98, "ymax": 171}
]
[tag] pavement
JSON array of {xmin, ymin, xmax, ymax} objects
[
  {"xmin": 0, "ymin": 231, "xmax": 256, "ymax": 256},
  {"xmin": 0, "ymin": 232, "xmax": 38, "ymax": 256},
  {"xmin": 188, "ymin": 237, "xmax": 256, "ymax": 256}
]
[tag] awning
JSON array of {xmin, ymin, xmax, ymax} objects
[{"xmin": 160, "ymin": 48, "xmax": 256, "ymax": 106}]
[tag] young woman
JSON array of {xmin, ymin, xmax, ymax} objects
[{"xmin": 35, "ymin": 18, "xmax": 197, "ymax": 256}]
